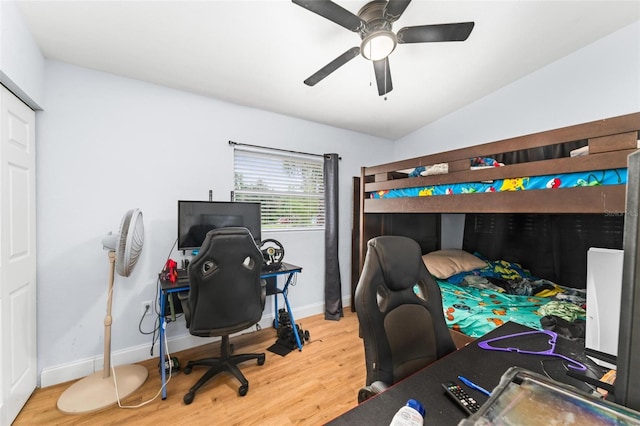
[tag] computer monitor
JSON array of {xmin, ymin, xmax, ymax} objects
[
  {"xmin": 616, "ymin": 148, "xmax": 640, "ymax": 411},
  {"xmin": 177, "ymin": 200, "xmax": 261, "ymax": 251}
]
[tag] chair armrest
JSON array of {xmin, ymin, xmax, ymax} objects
[
  {"xmin": 177, "ymin": 291, "xmax": 191, "ymax": 328},
  {"xmin": 357, "ymin": 380, "xmax": 390, "ymax": 403},
  {"xmin": 260, "ymin": 279, "xmax": 267, "ymax": 308}
]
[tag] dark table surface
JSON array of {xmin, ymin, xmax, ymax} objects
[
  {"xmin": 161, "ymin": 262, "xmax": 303, "ymax": 292},
  {"xmin": 327, "ymin": 321, "xmax": 606, "ymax": 426}
]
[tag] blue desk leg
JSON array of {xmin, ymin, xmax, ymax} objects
[
  {"xmin": 281, "ymin": 273, "xmax": 303, "ymax": 351},
  {"xmin": 159, "ymin": 293, "xmax": 167, "ymax": 400}
]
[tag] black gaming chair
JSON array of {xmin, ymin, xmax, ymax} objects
[
  {"xmin": 181, "ymin": 227, "xmax": 266, "ymax": 404},
  {"xmin": 355, "ymin": 236, "xmax": 456, "ymax": 403}
]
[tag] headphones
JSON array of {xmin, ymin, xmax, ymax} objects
[{"xmin": 259, "ymin": 239, "xmax": 284, "ymax": 270}]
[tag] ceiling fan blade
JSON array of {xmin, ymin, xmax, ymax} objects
[
  {"xmin": 384, "ymin": 0, "xmax": 412, "ymax": 22},
  {"xmin": 292, "ymin": 0, "xmax": 366, "ymax": 32},
  {"xmin": 397, "ymin": 22, "xmax": 475, "ymax": 44},
  {"xmin": 373, "ymin": 58, "xmax": 393, "ymax": 96},
  {"xmin": 304, "ymin": 47, "xmax": 361, "ymax": 87}
]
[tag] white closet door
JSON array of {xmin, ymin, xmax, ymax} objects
[{"xmin": 0, "ymin": 85, "xmax": 37, "ymax": 425}]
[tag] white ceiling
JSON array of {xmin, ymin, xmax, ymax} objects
[{"xmin": 15, "ymin": 0, "xmax": 640, "ymax": 140}]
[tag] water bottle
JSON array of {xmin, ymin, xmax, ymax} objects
[{"xmin": 389, "ymin": 399, "xmax": 425, "ymax": 426}]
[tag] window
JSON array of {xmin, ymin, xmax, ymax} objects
[{"xmin": 233, "ymin": 147, "xmax": 324, "ymax": 231}]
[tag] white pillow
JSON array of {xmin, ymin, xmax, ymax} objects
[{"xmin": 422, "ymin": 249, "xmax": 487, "ymax": 279}]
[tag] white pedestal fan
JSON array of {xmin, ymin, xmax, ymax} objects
[{"xmin": 57, "ymin": 208, "xmax": 148, "ymax": 414}]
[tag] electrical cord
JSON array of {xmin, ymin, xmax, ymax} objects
[
  {"xmin": 289, "ymin": 273, "xmax": 298, "ymax": 287},
  {"xmin": 112, "ymin": 320, "xmax": 174, "ymax": 409},
  {"xmin": 149, "ymin": 237, "xmax": 180, "ymax": 356},
  {"xmin": 138, "ymin": 304, "xmax": 159, "ymax": 336}
]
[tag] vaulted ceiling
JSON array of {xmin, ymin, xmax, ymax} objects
[{"xmin": 16, "ymin": 1, "xmax": 640, "ymax": 140}]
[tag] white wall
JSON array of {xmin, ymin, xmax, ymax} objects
[
  {"xmin": 395, "ymin": 21, "xmax": 640, "ymax": 159},
  {"xmin": 36, "ymin": 61, "xmax": 392, "ymax": 386},
  {"xmin": 0, "ymin": 0, "xmax": 44, "ymax": 108}
]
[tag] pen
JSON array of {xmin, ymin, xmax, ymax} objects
[{"xmin": 458, "ymin": 375, "xmax": 492, "ymax": 396}]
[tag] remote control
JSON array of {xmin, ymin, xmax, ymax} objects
[{"xmin": 442, "ymin": 381, "xmax": 481, "ymax": 415}]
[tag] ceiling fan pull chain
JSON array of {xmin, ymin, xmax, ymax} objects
[
  {"xmin": 370, "ymin": 64, "xmax": 373, "ymax": 87},
  {"xmin": 384, "ymin": 60, "xmax": 388, "ymax": 101}
]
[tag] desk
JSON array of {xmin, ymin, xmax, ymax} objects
[
  {"xmin": 158, "ymin": 262, "xmax": 303, "ymax": 400},
  {"xmin": 328, "ymin": 322, "xmax": 606, "ymax": 425}
]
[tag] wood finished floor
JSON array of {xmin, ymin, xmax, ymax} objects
[{"xmin": 13, "ymin": 309, "xmax": 364, "ymax": 425}]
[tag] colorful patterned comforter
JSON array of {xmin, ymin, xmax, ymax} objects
[
  {"xmin": 439, "ymin": 280, "xmax": 550, "ymax": 338},
  {"xmin": 371, "ymin": 168, "xmax": 626, "ymax": 199},
  {"xmin": 436, "ymin": 258, "xmax": 587, "ymax": 338}
]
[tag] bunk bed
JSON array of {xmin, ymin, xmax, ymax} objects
[{"xmin": 352, "ymin": 112, "xmax": 640, "ymax": 338}]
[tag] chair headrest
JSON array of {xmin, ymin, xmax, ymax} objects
[
  {"xmin": 368, "ymin": 236, "xmax": 424, "ymax": 291},
  {"xmin": 198, "ymin": 227, "xmax": 257, "ymax": 252},
  {"xmin": 204, "ymin": 226, "xmax": 254, "ymax": 240}
]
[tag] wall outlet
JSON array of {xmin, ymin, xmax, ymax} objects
[{"xmin": 141, "ymin": 301, "xmax": 153, "ymax": 317}]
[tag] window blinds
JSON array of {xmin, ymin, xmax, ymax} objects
[{"xmin": 233, "ymin": 147, "xmax": 325, "ymax": 230}]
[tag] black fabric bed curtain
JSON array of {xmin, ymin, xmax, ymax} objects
[
  {"xmin": 462, "ymin": 140, "xmax": 624, "ymax": 288},
  {"xmin": 462, "ymin": 213, "xmax": 624, "ymax": 288},
  {"xmin": 324, "ymin": 153, "xmax": 343, "ymax": 320},
  {"xmin": 491, "ymin": 140, "xmax": 587, "ymax": 164}
]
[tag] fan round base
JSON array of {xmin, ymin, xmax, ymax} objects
[{"xmin": 57, "ymin": 364, "xmax": 148, "ymax": 414}]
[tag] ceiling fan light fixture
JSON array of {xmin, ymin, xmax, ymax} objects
[{"xmin": 361, "ymin": 30, "xmax": 397, "ymax": 61}]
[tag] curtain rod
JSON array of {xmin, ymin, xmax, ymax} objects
[{"xmin": 229, "ymin": 140, "xmax": 341, "ymax": 160}]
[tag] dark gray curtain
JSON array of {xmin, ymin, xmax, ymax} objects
[{"xmin": 324, "ymin": 153, "xmax": 343, "ymax": 320}]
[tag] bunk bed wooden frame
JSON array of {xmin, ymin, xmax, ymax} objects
[{"xmin": 353, "ymin": 112, "xmax": 640, "ymax": 293}]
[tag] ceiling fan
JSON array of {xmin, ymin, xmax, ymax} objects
[{"xmin": 292, "ymin": 0, "xmax": 475, "ymax": 96}]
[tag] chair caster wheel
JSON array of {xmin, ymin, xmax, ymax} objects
[
  {"xmin": 184, "ymin": 392, "xmax": 195, "ymax": 405},
  {"xmin": 257, "ymin": 354, "xmax": 266, "ymax": 365},
  {"xmin": 304, "ymin": 330, "xmax": 310, "ymax": 341},
  {"xmin": 184, "ymin": 365, "xmax": 192, "ymax": 374},
  {"xmin": 239, "ymin": 384, "xmax": 248, "ymax": 396}
]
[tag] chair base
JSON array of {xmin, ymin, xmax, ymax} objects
[{"xmin": 183, "ymin": 335, "xmax": 266, "ymax": 404}]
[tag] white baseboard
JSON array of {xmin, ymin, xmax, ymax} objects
[{"xmin": 39, "ymin": 298, "xmax": 348, "ymax": 388}]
